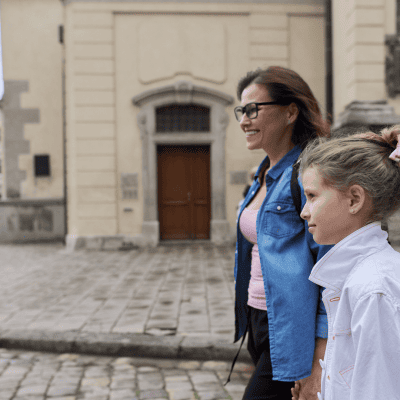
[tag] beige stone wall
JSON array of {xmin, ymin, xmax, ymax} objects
[
  {"xmin": 64, "ymin": 1, "xmax": 326, "ymax": 240},
  {"xmin": 333, "ymin": 0, "xmax": 395, "ymax": 117},
  {"xmin": 1, "ymin": 0, "xmax": 64, "ymax": 199},
  {"xmin": 386, "ymin": 0, "xmax": 400, "ymax": 115}
]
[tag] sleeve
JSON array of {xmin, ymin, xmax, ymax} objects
[
  {"xmin": 298, "ymin": 176, "xmax": 331, "ymax": 338},
  {"xmin": 349, "ymin": 293, "xmax": 400, "ymax": 400},
  {"xmin": 315, "ymin": 286, "xmax": 328, "ymax": 338}
]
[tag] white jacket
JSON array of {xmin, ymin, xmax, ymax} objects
[{"xmin": 309, "ymin": 222, "xmax": 400, "ymax": 400}]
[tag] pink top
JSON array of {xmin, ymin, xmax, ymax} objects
[{"xmin": 239, "ymin": 207, "xmax": 268, "ymax": 310}]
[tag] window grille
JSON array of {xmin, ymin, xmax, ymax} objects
[{"xmin": 156, "ymin": 104, "xmax": 210, "ymax": 132}]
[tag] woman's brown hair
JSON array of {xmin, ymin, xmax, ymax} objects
[{"xmin": 237, "ymin": 66, "xmax": 330, "ymax": 149}]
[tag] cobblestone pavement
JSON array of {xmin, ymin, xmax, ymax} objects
[
  {"xmin": 0, "ymin": 348, "xmax": 254, "ymax": 400},
  {"xmin": 0, "ymin": 243, "xmax": 236, "ymax": 341}
]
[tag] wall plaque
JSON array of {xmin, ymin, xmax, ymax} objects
[{"xmin": 121, "ymin": 173, "xmax": 138, "ymax": 200}]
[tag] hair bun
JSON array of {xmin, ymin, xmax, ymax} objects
[
  {"xmin": 382, "ymin": 125, "xmax": 400, "ymax": 164},
  {"xmin": 381, "ymin": 125, "xmax": 400, "ymax": 148}
]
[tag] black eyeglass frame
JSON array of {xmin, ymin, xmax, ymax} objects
[{"xmin": 234, "ymin": 101, "xmax": 280, "ymax": 121}]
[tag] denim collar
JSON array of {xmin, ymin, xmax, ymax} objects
[{"xmin": 254, "ymin": 145, "xmax": 302, "ymax": 182}]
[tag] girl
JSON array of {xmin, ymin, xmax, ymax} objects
[{"xmin": 292, "ymin": 126, "xmax": 400, "ymax": 399}]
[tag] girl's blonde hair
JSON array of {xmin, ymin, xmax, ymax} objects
[{"xmin": 299, "ymin": 125, "xmax": 400, "ymax": 222}]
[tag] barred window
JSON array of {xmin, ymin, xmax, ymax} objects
[{"xmin": 156, "ymin": 104, "xmax": 210, "ymax": 132}]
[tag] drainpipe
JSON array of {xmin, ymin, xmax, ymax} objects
[
  {"xmin": 59, "ymin": 6, "xmax": 68, "ymax": 244},
  {"xmin": 325, "ymin": 0, "xmax": 333, "ymax": 126}
]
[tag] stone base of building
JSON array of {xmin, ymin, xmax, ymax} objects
[
  {"xmin": 66, "ymin": 219, "xmax": 235, "ymax": 250},
  {"xmin": 0, "ymin": 198, "xmax": 65, "ymax": 243},
  {"xmin": 333, "ymin": 100, "xmax": 400, "ymax": 131},
  {"xmin": 65, "ymin": 234, "xmax": 137, "ymax": 251}
]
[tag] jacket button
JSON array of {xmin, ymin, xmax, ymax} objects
[
  {"xmin": 277, "ymin": 206, "xmax": 281, "ymax": 210},
  {"xmin": 332, "ymin": 336, "xmax": 335, "ymax": 340},
  {"xmin": 328, "ymin": 375, "xmax": 330, "ymax": 380}
]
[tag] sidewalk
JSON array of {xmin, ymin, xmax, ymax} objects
[
  {"xmin": 0, "ymin": 242, "xmax": 251, "ymax": 363},
  {"xmin": 2, "ymin": 241, "xmax": 399, "ymax": 364}
]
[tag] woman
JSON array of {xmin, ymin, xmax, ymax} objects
[{"xmin": 232, "ymin": 66, "xmax": 332, "ymax": 399}]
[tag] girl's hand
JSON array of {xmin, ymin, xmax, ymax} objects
[{"xmin": 291, "ymin": 380, "xmax": 301, "ymax": 400}]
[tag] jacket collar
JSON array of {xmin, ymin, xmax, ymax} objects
[
  {"xmin": 254, "ymin": 145, "xmax": 302, "ymax": 183},
  {"xmin": 309, "ymin": 222, "xmax": 388, "ymax": 294}
]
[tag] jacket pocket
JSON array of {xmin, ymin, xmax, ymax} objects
[
  {"xmin": 334, "ymin": 327, "xmax": 354, "ymax": 389},
  {"xmin": 339, "ymin": 364, "xmax": 354, "ymax": 389},
  {"xmin": 263, "ymin": 201, "xmax": 303, "ymax": 238}
]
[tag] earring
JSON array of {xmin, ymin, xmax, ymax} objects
[{"xmin": 350, "ymin": 209, "xmax": 354, "ymax": 214}]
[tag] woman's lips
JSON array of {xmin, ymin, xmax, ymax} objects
[{"xmin": 245, "ymin": 130, "xmax": 259, "ymax": 136}]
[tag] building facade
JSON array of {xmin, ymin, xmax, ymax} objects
[{"xmin": 0, "ymin": 0, "xmax": 399, "ymax": 247}]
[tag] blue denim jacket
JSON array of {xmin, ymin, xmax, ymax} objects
[{"xmin": 235, "ymin": 145, "xmax": 332, "ymax": 382}]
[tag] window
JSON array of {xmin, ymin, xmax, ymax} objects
[
  {"xmin": 156, "ymin": 104, "xmax": 210, "ymax": 132},
  {"xmin": 34, "ymin": 155, "xmax": 51, "ymax": 177}
]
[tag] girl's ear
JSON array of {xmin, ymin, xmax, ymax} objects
[{"xmin": 347, "ymin": 184, "xmax": 367, "ymax": 214}]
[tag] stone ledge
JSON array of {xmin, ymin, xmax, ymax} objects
[{"xmin": 0, "ymin": 329, "xmax": 251, "ymax": 363}]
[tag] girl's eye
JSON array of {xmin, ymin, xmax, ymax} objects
[{"xmin": 307, "ymin": 193, "xmax": 315, "ymax": 199}]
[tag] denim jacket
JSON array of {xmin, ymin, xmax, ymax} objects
[{"xmin": 235, "ymin": 145, "xmax": 332, "ymax": 381}]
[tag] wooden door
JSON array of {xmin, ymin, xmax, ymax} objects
[{"xmin": 157, "ymin": 145, "xmax": 211, "ymax": 240}]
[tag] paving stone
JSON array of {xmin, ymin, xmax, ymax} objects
[
  {"xmin": 138, "ymin": 366, "xmax": 158, "ymax": 372},
  {"xmin": 110, "ymin": 377, "xmax": 136, "ymax": 389},
  {"xmin": 177, "ymin": 361, "xmax": 201, "ymax": 370},
  {"xmin": 47, "ymin": 386, "xmax": 78, "ymax": 397},
  {"xmin": 109, "ymin": 389, "xmax": 138, "ymax": 399},
  {"xmin": 197, "ymin": 391, "xmax": 230, "ymax": 400},
  {"xmin": 202, "ymin": 361, "xmax": 228, "ymax": 371},
  {"xmin": 81, "ymin": 377, "xmax": 110, "ymax": 387},
  {"xmin": 167, "ymin": 391, "xmax": 196, "ymax": 400},
  {"xmin": 139, "ymin": 389, "xmax": 168, "ymax": 399},
  {"xmin": 165, "ymin": 381, "xmax": 193, "ymax": 390},
  {"xmin": 84, "ymin": 367, "xmax": 110, "ymax": 377},
  {"xmin": 162, "ymin": 369, "xmax": 187, "ymax": 377},
  {"xmin": 138, "ymin": 372, "xmax": 164, "ymax": 390},
  {"xmin": 16, "ymin": 385, "xmax": 48, "ymax": 395}
]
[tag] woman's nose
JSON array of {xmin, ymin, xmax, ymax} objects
[{"xmin": 239, "ymin": 114, "xmax": 250, "ymax": 130}]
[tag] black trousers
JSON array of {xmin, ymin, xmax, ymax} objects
[{"xmin": 243, "ymin": 307, "xmax": 294, "ymax": 400}]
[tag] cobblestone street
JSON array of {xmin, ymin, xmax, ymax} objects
[
  {"xmin": 0, "ymin": 348, "xmax": 253, "ymax": 400},
  {"xmin": 0, "ymin": 243, "xmax": 235, "ymax": 340}
]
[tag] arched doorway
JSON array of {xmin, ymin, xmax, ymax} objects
[{"xmin": 132, "ymin": 80, "xmax": 234, "ymax": 246}]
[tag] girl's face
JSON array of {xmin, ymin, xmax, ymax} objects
[
  {"xmin": 239, "ymin": 84, "xmax": 292, "ymax": 152},
  {"xmin": 301, "ymin": 167, "xmax": 355, "ymax": 245}
]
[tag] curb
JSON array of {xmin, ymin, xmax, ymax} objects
[{"xmin": 0, "ymin": 330, "xmax": 252, "ymax": 363}]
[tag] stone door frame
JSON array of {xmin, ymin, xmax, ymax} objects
[{"xmin": 132, "ymin": 80, "xmax": 234, "ymax": 246}]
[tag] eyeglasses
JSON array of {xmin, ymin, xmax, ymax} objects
[{"xmin": 234, "ymin": 101, "xmax": 279, "ymax": 122}]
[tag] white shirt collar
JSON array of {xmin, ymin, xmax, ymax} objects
[{"xmin": 309, "ymin": 222, "xmax": 389, "ymax": 294}]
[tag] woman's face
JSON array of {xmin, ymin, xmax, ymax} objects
[
  {"xmin": 239, "ymin": 84, "xmax": 292, "ymax": 152},
  {"xmin": 300, "ymin": 167, "xmax": 354, "ymax": 245}
]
